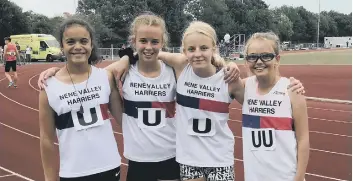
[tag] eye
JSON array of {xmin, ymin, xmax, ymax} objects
[
  {"xmin": 139, "ymin": 39, "xmax": 147, "ymax": 43},
  {"xmin": 246, "ymin": 54, "xmax": 258, "ymax": 61},
  {"xmin": 66, "ymin": 40, "xmax": 75, "ymax": 45},
  {"xmin": 187, "ymin": 47, "xmax": 195, "ymax": 52},
  {"xmin": 80, "ymin": 39, "xmax": 89, "ymax": 45},
  {"xmin": 151, "ymin": 39, "xmax": 159, "ymax": 44},
  {"xmin": 200, "ymin": 46, "xmax": 208, "ymax": 51},
  {"xmin": 261, "ymin": 53, "xmax": 275, "ymax": 61}
]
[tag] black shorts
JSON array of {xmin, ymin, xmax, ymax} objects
[
  {"xmin": 126, "ymin": 157, "xmax": 180, "ymax": 181},
  {"xmin": 5, "ymin": 61, "xmax": 16, "ymax": 72},
  {"xmin": 60, "ymin": 167, "xmax": 120, "ymax": 181}
]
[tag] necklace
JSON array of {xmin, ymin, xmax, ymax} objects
[{"xmin": 66, "ymin": 65, "xmax": 91, "ymax": 114}]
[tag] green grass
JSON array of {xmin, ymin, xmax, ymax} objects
[{"xmin": 227, "ymin": 49, "xmax": 352, "ymax": 65}]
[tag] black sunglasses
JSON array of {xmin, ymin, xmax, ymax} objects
[{"xmin": 245, "ymin": 53, "xmax": 277, "ymax": 63}]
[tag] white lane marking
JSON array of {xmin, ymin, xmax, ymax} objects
[{"xmin": 0, "ymin": 166, "xmax": 35, "ymax": 181}]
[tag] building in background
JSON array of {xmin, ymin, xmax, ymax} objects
[{"xmin": 324, "ymin": 37, "xmax": 352, "ymax": 48}]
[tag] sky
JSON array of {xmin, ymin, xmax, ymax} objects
[{"xmin": 9, "ymin": 0, "xmax": 352, "ymax": 18}]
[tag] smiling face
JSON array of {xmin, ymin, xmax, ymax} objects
[
  {"xmin": 133, "ymin": 25, "xmax": 163, "ymax": 62},
  {"xmin": 183, "ymin": 32, "xmax": 215, "ymax": 70},
  {"xmin": 62, "ymin": 25, "xmax": 92, "ymax": 64},
  {"xmin": 246, "ymin": 39, "xmax": 280, "ymax": 78}
]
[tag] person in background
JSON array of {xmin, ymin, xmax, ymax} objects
[
  {"xmin": 25, "ymin": 45, "xmax": 32, "ymax": 64},
  {"xmin": 0, "ymin": 46, "xmax": 4, "ymax": 64},
  {"xmin": 3, "ymin": 37, "xmax": 20, "ymax": 88}
]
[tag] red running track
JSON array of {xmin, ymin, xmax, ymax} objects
[{"xmin": 0, "ymin": 63, "xmax": 351, "ymax": 181}]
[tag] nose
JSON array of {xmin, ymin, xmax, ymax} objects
[
  {"xmin": 254, "ymin": 59, "xmax": 264, "ymax": 66},
  {"xmin": 73, "ymin": 42, "xmax": 83, "ymax": 50},
  {"xmin": 145, "ymin": 42, "xmax": 153, "ymax": 50},
  {"xmin": 194, "ymin": 48, "xmax": 202, "ymax": 57}
]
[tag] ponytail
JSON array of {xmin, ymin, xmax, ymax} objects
[{"xmin": 211, "ymin": 53, "xmax": 226, "ymax": 69}]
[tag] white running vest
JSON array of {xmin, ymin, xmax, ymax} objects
[
  {"xmin": 122, "ymin": 61, "xmax": 177, "ymax": 162},
  {"xmin": 176, "ymin": 64, "xmax": 234, "ymax": 167},
  {"xmin": 242, "ymin": 76, "xmax": 297, "ymax": 181},
  {"xmin": 45, "ymin": 66, "xmax": 121, "ymax": 178}
]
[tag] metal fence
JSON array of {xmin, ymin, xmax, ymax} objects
[
  {"xmin": 97, "ymin": 46, "xmax": 242, "ymax": 60},
  {"xmin": 98, "ymin": 42, "xmax": 346, "ymax": 61},
  {"xmin": 97, "ymin": 47, "xmax": 183, "ymax": 60},
  {"xmin": 281, "ymin": 43, "xmax": 326, "ymax": 51},
  {"xmin": 97, "ymin": 48, "xmax": 121, "ymax": 60}
]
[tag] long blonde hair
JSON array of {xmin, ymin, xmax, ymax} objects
[{"xmin": 182, "ymin": 21, "xmax": 226, "ymax": 69}]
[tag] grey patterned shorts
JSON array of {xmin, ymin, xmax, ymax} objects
[{"xmin": 180, "ymin": 164, "xmax": 235, "ymax": 181}]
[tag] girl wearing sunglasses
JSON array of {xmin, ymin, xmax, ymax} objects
[{"xmin": 242, "ymin": 32, "xmax": 309, "ymax": 181}]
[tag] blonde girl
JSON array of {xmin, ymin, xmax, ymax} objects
[
  {"xmin": 116, "ymin": 13, "xmax": 181, "ymax": 181},
  {"xmin": 241, "ymin": 32, "xmax": 309, "ymax": 181},
  {"xmin": 156, "ymin": 21, "xmax": 243, "ymax": 181}
]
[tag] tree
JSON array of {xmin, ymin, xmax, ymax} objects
[
  {"xmin": 327, "ymin": 11, "xmax": 352, "ymax": 36},
  {"xmin": 271, "ymin": 9, "xmax": 294, "ymax": 41},
  {"xmin": 0, "ymin": 0, "xmax": 30, "ymax": 46},
  {"xmin": 77, "ymin": 0, "xmax": 150, "ymax": 45},
  {"xmin": 77, "ymin": 0, "xmax": 190, "ymax": 46},
  {"xmin": 23, "ymin": 11, "xmax": 53, "ymax": 34},
  {"xmin": 318, "ymin": 12, "xmax": 338, "ymax": 39},
  {"xmin": 276, "ymin": 6, "xmax": 310, "ymax": 42},
  {"xmin": 224, "ymin": 0, "xmax": 271, "ymax": 37},
  {"xmin": 295, "ymin": 7, "xmax": 317, "ymax": 42},
  {"xmin": 164, "ymin": 8, "xmax": 188, "ymax": 46},
  {"xmin": 151, "ymin": 0, "xmax": 190, "ymax": 46},
  {"xmin": 6, "ymin": 0, "xmax": 348, "ymax": 48},
  {"xmin": 245, "ymin": 9, "xmax": 274, "ymax": 34},
  {"xmin": 49, "ymin": 16, "xmax": 66, "ymax": 36},
  {"xmin": 74, "ymin": 13, "xmax": 120, "ymax": 47},
  {"xmin": 185, "ymin": 0, "xmax": 236, "ymax": 43}
]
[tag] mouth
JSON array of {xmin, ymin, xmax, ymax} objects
[
  {"xmin": 253, "ymin": 66, "xmax": 267, "ymax": 72},
  {"xmin": 193, "ymin": 59, "xmax": 204, "ymax": 63},
  {"xmin": 143, "ymin": 52, "xmax": 154, "ymax": 58},
  {"xmin": 70, "ymin": 52, "xmax": 86, "ymax": 56}
]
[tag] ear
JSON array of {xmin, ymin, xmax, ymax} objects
[
  {"xmin": 274, "ymin": 54, "xmax": 280, "ymax": 66},
  {"xmin": 130, "ymin": 36, "xmax": 136, "ymax": 48},
  {"xmin": 160, "ymin": 40, "xmax": 165, "ymax": 50},
  {"xmin": 182, "ymin": 47, "xmax": 186, "ymax": 54}
]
